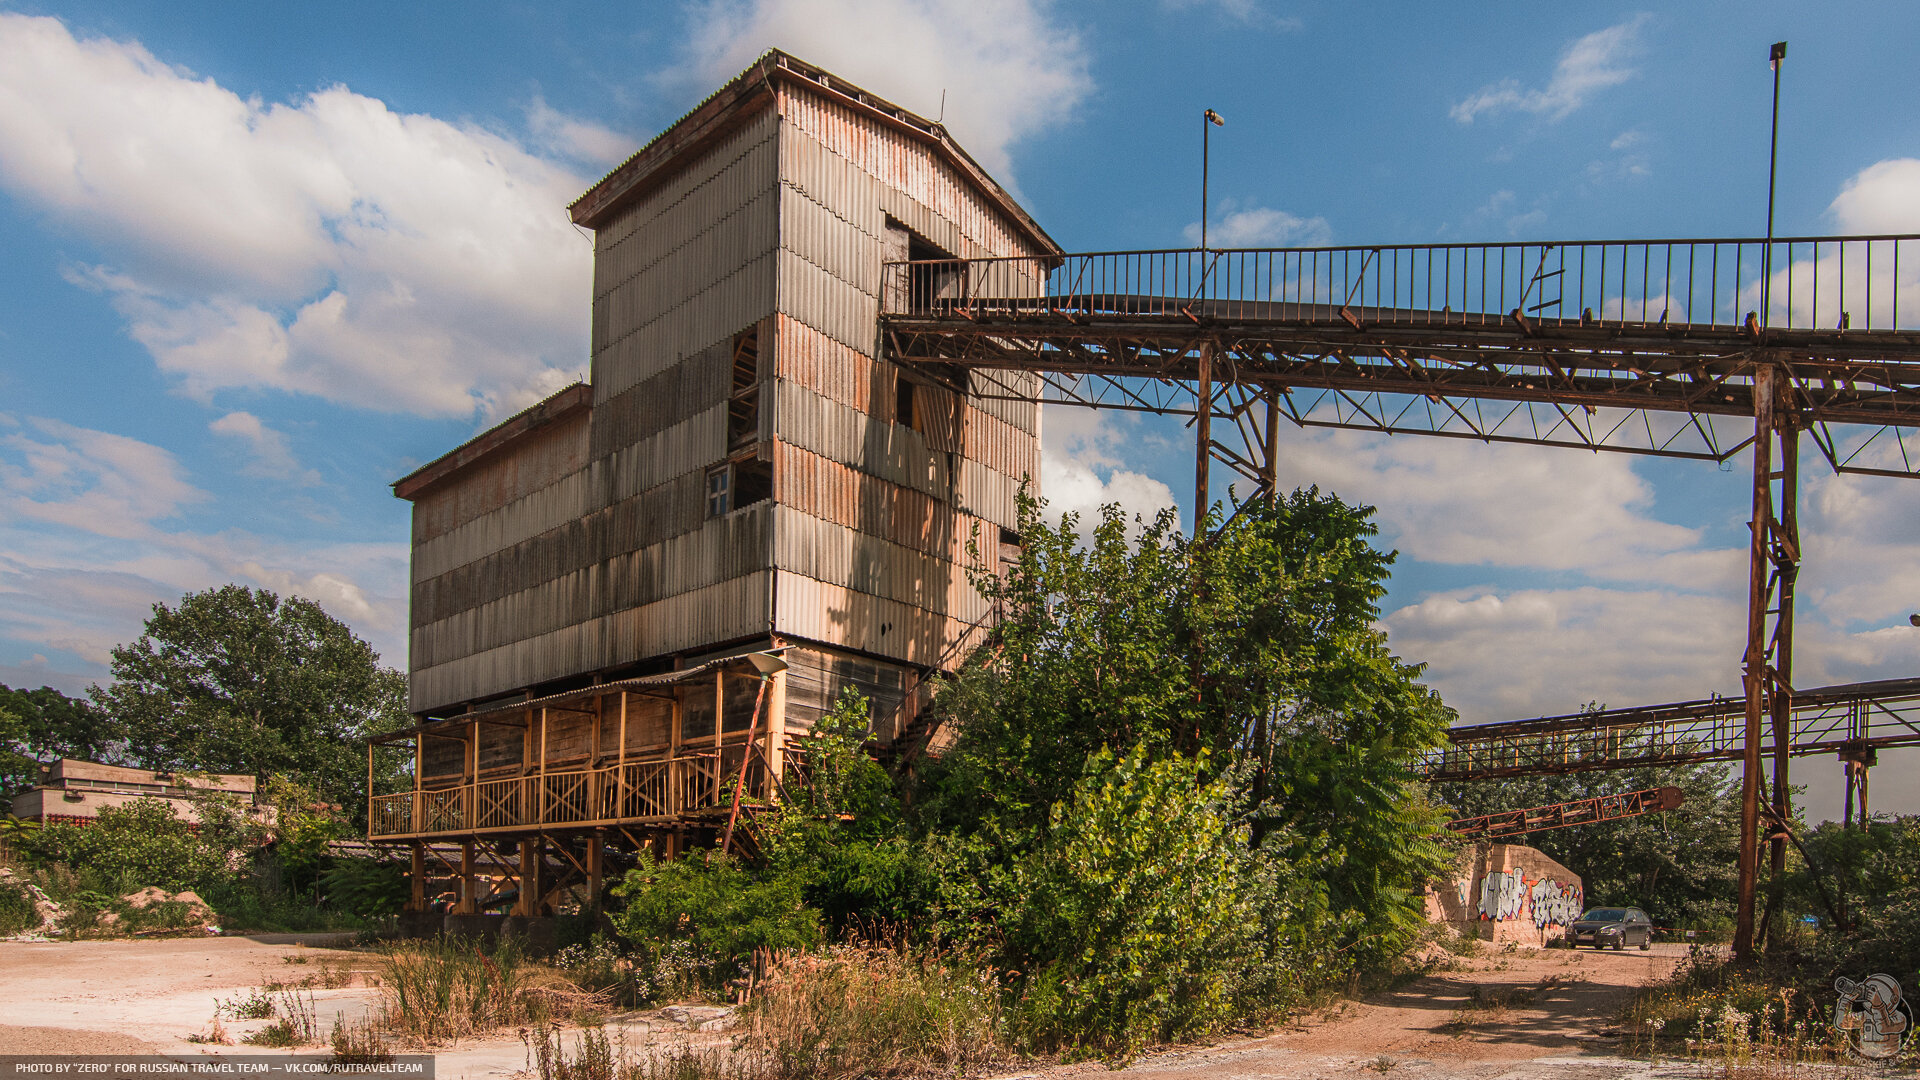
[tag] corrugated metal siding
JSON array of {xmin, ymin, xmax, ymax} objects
[
  {"xmin": 413, "ymin": 502, "xmax": 773, "ymax": 670},
  {"xmin": 412, "ymin": 570, "xmax": 771, "ymax": 712},
  {"xmin": 413, "ymin": 464, "xmax": 599, "ymax": 583},
  {"xmin": 775, "ymin": 442, "xmax": 982, "ymax": 565},
  {"xmin": 411, "ymin": 414, "xmax": 591, "ymax": 545},
  {"xmin": 782, "ymin": 644, "xmax": 913, "ymax": 739},
  {"xmin": 772, "ymin": 506, "xmax": 990, "ymax": 624},
  {"xmin": 773, "ymin": 573, "xmax": 969, "ymax": 669},
  {"xmin": 771, "ymin": 379, "xmax": 949, "ymax": 502},
  {"xmin": 589, "ymin": 338, "xmax": 732, "ymax": 461}
]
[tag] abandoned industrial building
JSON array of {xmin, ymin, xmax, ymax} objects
[{"xmin": 370, "ymin": 51, "xmax": 1050, "ymax": 919}]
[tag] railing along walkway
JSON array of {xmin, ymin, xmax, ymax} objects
[{"xmin": 369, "ymin": 744, "xmax": 801, "ymax": 839}]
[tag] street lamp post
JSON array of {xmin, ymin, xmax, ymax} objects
[
  {"xmin": 1761, "ymin": 41, "xmax": 1786, "ymax": 328},
  {"xmin": 1201, "ymin": 108, "xmax": 1225, "ymax": 251}
]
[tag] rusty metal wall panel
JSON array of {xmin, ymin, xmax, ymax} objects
[
  {"xmin": 772, "ymin": 572, "xmax": 970, "ymax": 670},
  {"xmin": 410, "ymin": 414, "xmax": 592, "ymax": 545},
  {"xmin": 967, "ymin": 369, "xmax": 1040, "ymax": 435},
  {"xmin": 771, "ymin": 506, "xmax": 988, "ymax": 624},
  {"xmin": 780, "ymin": 182, "xmax": 881, "ymax": 296},
  {"xmin": 605, "ymin": 403, "xmax": 727, "ymax": 503},
  {"xmin": 956, "ymin": 457, "xmax": 1020, "ymax": 529},
  {"xmin": 589, "ymin": 339, "xmax": 732, "ymax": 461},
  {"xmin": 771, "ymin": 379, "xmax": 951, "ymax": 501},
  {"xmin": 413, "ymin": 501, "xmax": 774, "ymax": 672},
  {"xmin": 771, "ymin": 313, "xmax": 884, "ymax": 416},
  {"xmin": 411, "ymin": 570, "xmax": 771, "ymax": 714},
  {"xmin": 774, "ymin": 442, "xmax": 985, "ymax": 565},
  {"xmin": 413, "ymin": 463, "xmax": 600, "ymax": 583},
  {"xmin": 777, "ymin": 248, "xmax": 878, "ymax": 359}
]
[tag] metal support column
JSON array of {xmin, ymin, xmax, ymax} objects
[
  {"xmin": 1262, "ymin": 386, "xmax": 1281, "ymax": 500},
  {"xmin": 1734, "ymin": 363, "xmax": 1799, "ymax": 960},
  {"xmin": 1194, "ymin": 342, "xmax": 1213, "ymax": 532}
]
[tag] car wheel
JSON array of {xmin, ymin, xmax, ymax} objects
[
  {"xmin": 1639, "ymin": 935, "xmax": 1651, "ymax": 950},
  {"xmin": 1612, "ymin": 938, "xmax": 1623, "ymax": 950}
]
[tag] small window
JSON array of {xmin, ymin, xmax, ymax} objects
[{"xmin": 706, "ymin": 466, "xmax": 731, "ymax": 518}]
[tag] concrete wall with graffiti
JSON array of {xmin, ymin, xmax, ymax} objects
[{"xmin": 1425, "ymin": 843, "xmax": 1584, "ymax": 948}]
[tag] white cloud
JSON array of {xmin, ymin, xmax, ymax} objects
[
  {"xmin": 1184, "ymin": 201, "xmax": 1331, "ymax": 247},
  {"xmin": 0, "ymin": 420, "xmax": 407, "ymax": 678},
  {"xmin": 678, "ymin": 0, "xmax": 1092, "ymax": 180},
  {"xmin": 1468, "ymin": 189, "xmax": 1549, "ymax": 236},
  {"xmin": 1039, "ymin": 407, "xmax": 1179, "ymax": 534},
  {"xmin": 0, "ymin": 416, "xmax": 207, "ymax": 538},
  {"xmin": 0, "ymin": 13, "xmax": 596, "ymax": 420},
  {"xmin": 1828, "ymin": 158, "xmax": 1920, "ymax": 233},
  {"xmin": 1451, "ymin": 16, "xmax": 1649, "ymax": 124},
  {"xmin": 1271, "ymin": 426, "xmax": 1741, "ymax": 589},
  {"xmin": 526, "ymin": 96, "xmax": 634, "ymax": 167},
  {"xmin": 1386, "ymin": 586, "xmax": 1743, "ymax": 721},
  {"xmin": 208, "ymin": 411, "xmax": 320, "ymax": 484}
]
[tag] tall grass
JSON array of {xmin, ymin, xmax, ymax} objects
[
  {"xmin": 1620, "ymin": 947, "xmax": 1845, "ymax": 1074},
  {"xmin": 376, "ymin": 935, "xmax": 607, "ymax": 1046},
  {"xmin": 739, "ymin": 943, "xmax": 1008, "ymax": 1080}
]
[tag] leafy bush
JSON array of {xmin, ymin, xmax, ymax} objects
[
  {"xmin": 610, "ymin": 850, "xmax": 818, "ymax": 988},
  {"xmin": 26, "ymin": 798, "xmax": 236, "ymax": 894},
  {"xmin": 0, "ymin": 879, "xmax": 37, "ymax": 936},
  {"xmin": 319, "ymin": 858, "xmax": 407, "ymax": 918},
  {"xmin": 1000, "ymin": 745, "xmax": 1262, "ymax": 1059}
]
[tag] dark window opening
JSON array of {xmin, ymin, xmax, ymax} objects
[
  {"xmin": 998, "ymin": 527, "xmax": 1023, "ymax": 574},
  {"xmin": 728, "ymin": 328, "xmax": 760, "ymax": 449},
  {"xmin": 895, "ymin": 372, "xmax": 917, "ymax": 429},
  {"xmin": 733, "ymin": 457, "xmax": 772, "ymax": 508},
  {"xmin": 907, "ymin": 233, "xmax": 959, "ymax": 312}
]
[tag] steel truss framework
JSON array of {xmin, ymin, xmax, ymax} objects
[
  {"xmin": 1445, "ymin": 785, "xmax": 1686, "ymax": 843},
  {"xmin": 880, "ymin": 236, "xmax": 1920, "ymax": 960}
]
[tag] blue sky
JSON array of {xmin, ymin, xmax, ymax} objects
[{"xmin": 2, "ymin": 1, "xmax": 1919, "ymax": 817}]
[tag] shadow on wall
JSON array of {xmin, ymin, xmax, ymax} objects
[{"xmin": 1427, "ymin": 843, "xmax": 1584, "ymax": 948}]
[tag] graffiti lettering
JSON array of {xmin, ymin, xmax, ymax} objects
[{"xmin": 1475, "ymin": 864, "xmax": 1583, "ymax": 928}]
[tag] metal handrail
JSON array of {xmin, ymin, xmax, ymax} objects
[{"xmin": 882, "ymin": 235, "xmax": 1920, "ymax": 335}]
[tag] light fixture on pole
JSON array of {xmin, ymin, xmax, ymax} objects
[
  {"xmin": 1761, "ymin": 40, "xmax": 1786, "ymax": 328},
  {"xmin": 1201, "ymin": 108, "xmax": 1225, "ymax": 252}
]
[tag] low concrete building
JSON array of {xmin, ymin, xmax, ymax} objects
[
  {"xmin": 1427, "ymin": 843, "xmax": 1585, "ymax": 948},
  {"xmin": 9, "ymin": 758, "xmax": 259, "ymax": 826}
]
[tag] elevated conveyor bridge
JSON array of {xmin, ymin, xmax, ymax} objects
[{"xmin": 880, "ymin": 235, "xmax": 1920, "ymax": 957}]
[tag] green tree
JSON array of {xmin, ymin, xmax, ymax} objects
[
  {"xmin": 1433, "ymin": 759, "xmax": 1743, "ymax": 931},
  {"xmin": 0, "ymin": 684, "xmax": 119, "ymax": 791},
  {"xmin": 92, "ymin": 585, "xmax": 411, "ymax": 820},
  {"xmin": 917, "ymin": 490, "xmax": 1453, "ymax": 964}
]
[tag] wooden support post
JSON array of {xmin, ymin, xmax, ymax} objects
[
  {"xmin": 587, "ymin": 828, "xmax": 605, "ymax": 912},
  {"xmin": 515, "ymin": 838, "xmax": 540, "ymax": 917},
  {"xmin": 538, "ymin": 707, "xmax": 548, "ymax": 825},
  {"xmin": 1761, "ymin": 419, "xmax": 1800, "ymax": 947},
  {"xmin": 409, "ymin": 841, "xmax": 426, "ymax": 913},
  {"xmin": 412, "ymin": 735, "xmax": 423, "ymax": 835},
  {"xmin": 458, "ymin": 840, "xmax": 476, "ymax": 914},
  {"xmin": 617, "ymin": 691, "xmax": 628, "ymax": 821},
  {"xmin": 365, "ymin": 741, "xmax": 374, "ymax": 841},
  {"xmin": 766, "ymin": 663, "xmax": 789, "ymax": 785},
  {"xmin": 714, "ymin": 670, "xmax": 725, "ymax": 805},
  {"xmin": 1194, "ymin": 342, "xmax": 1213, "ymax": 534}
]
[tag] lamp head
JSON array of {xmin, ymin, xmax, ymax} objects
[
  {"xmin": 747, "ymin": 650, "xmax": 790, "ymax": 676},
  {"xmin": 1204, "ymin": 108, "xmax": 1225, "ymax": 127}
]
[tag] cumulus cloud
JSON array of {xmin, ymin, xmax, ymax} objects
[
  {"xmin": 1039, "ymin": 408, "xmax": 1179, "ymax": 534},
  {"xmin": 1829, "ymin": 158, "xmax": 1920, "ymax": 234},
  {"xmin": 0, "ymin": 13, "xmax": 596, "ymax": 420},
  {"xmin": 526, "ymin": 96, "xmax": 635, "ymax": 167},
  {"xmin": 1271, "ymin": 426, "xmax": 1741, "ymax": 589},
  {"xmin": 678, "ymin": 0, "xmax": 1091, "ymax": 179},
  {"xmin": 1451, "ymin": 15, "xmax": 1649, "ymax": 124},
  {"xmin": 1184, "ymin": 201, "xmax": 1331, "ymax": 247},
  {"xmin": 208, "ymin": 411, "xmax": 320, "ymax": 484},
  {"xmin": 0, "ymin": 419, "xmax": 407, "ymax": 678}
]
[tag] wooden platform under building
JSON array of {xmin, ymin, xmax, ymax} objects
[{"xmin": 367, "ymin": 646, "xmax": 930, "ymax": 916}]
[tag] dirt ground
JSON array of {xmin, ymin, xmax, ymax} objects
[
  {"xmin": 0, "ymin": 937, "xmax": 1717, "ymax": 1079},
  {"xmin": 1049, "ymin": 942, "xmax": 1709, "ymax": 1080}
]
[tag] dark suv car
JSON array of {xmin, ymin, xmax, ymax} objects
[{"xmin": 1569, "ymin": 907, "xmax": 1653, "ymax": 949}]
